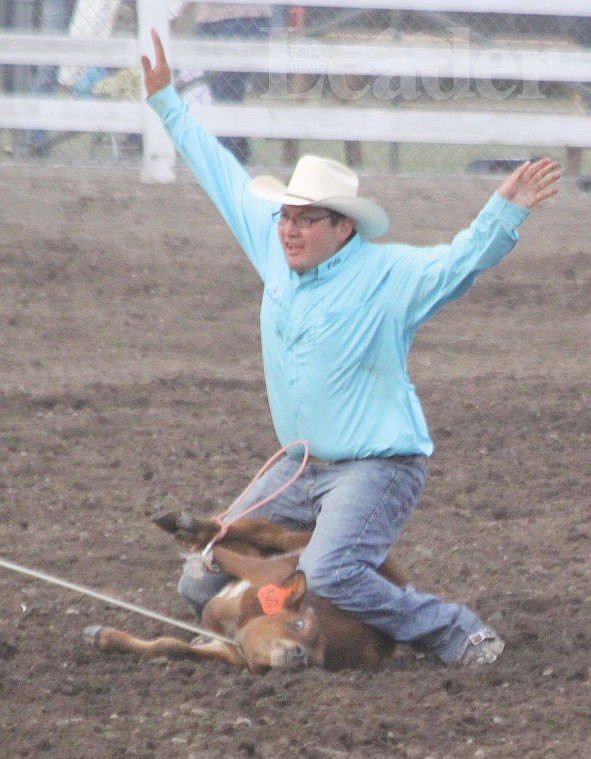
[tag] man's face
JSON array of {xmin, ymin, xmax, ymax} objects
[{"xmin": 277, "ymin": 205, "xmax": 355, "ymax": 273}]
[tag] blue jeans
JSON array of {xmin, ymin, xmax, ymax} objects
[
  {"xmin": 31, "ymin": 0, "xmax": 75, "ymax": 95},
  {"xmin": 196, "ymin": 16, "xmax": 270, "ymax": 163},
  {"xmin": 28, "ymin": 0, "xmax": 75, "ymax": 147},
  {"xmin": 178, "ymin": 455, "xmax": 485, "ymax": 663}
]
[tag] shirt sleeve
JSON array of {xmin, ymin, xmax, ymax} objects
[
  {"xmin": 147, "ymin": 84, "xmax": 275, "ymax": 280},
  {"xmin": 405, "ymin": 191, "xmax": 530, "ymax": 328}
]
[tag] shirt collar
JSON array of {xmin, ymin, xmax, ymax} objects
[{"xmin": 294, "ymin": 234, "xmax": 363, "ymax": 284}]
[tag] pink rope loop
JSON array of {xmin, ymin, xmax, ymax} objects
[{"xmin": 202, "ymin": 440, "xmax": 309, "ymax": 555}]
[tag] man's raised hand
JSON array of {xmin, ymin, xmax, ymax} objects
[
  {"xmin": 141, "ymin": 28, "xmax": 171, "ymax": 97},
  {"xmin": 498, "ymin": 158, "xmax": 560, "ymax": 209}
]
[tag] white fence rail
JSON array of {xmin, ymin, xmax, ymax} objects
[
  {"xmin": 2, "ymin": 35, "xmax": 591, "ymax": 82},
  {"xmin": 1, "ymin": 0, "xmax": 590, "ymax": 180}
]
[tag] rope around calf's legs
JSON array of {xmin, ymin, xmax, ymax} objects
[{"xmin": 202, "ymin": 439, "xmax": 309, "ymax": 557}]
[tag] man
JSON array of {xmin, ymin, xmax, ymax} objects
[{"xmin": 142, "ymin": 30, "xmax": 559, "ymax": 666}]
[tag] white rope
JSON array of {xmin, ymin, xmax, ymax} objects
[{"xmin": 0, "ymin": 556, "xmax": 236, "ymax": 646}]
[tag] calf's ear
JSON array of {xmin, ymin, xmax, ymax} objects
[{"xmin": 281, "ymin": 570, "xmax": 307, "ymax": 607}]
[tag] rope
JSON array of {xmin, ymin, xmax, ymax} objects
[
  {"xmin": 204, "ymin": 439, "xmax": 309, "ymax": 554},
  {"xmin": 0, "ymin": 557, "xmax": 236, "ymax": 646}
]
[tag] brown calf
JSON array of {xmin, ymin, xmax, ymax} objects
[{"xmin": 85, "ymin": 513, "xmax": 407, "ymax": 673}]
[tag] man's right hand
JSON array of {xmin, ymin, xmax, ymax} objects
[{"xmin": 141, "ymin": 28, "xmax": 171, "ymax": 97}]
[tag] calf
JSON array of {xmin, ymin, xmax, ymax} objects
[{"xmin": 85, "ymin": 513, "xmax": 407, "ymax": 673}]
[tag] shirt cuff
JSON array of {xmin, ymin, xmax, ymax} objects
[
  {"xmin": 485, "ymin": 190, "xmax": 530, "ymax": 230},
  {"xmin": 147, "ymin": 83, "xmax": 184, "ymax": 118}
]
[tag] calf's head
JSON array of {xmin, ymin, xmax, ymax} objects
[{"xmin": 235, "ymin": 571, "xmax": 327, "ymax": 673}]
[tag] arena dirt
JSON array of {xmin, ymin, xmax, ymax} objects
[{"xmin": 1, "ymin": 165, "xmax": 589, "ymax": 758}]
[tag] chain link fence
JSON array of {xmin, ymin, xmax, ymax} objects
[{"xmin": 1, "ymin": 1, "xmax": 590, "ymax": 174}]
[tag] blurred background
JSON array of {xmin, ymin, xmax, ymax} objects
[{"xmin": 1, "ymin": 0, "xmax": 590, "ymax": 176}]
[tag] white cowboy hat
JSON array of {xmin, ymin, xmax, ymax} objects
[{"xmin": 249, "ymin": 154, "xmax": 389, "ymax": 240}]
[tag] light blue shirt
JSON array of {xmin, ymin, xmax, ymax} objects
[{"xmin": 149, "ymin": 84, "xmax": 530, "ymax": 459}]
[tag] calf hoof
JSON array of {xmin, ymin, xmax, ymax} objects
[
  {"xmin": 83, "ymin": 624, "xmax": 104, "ymax": 648},
  {"xmin": 152, "ymin": 511, "xmax": 217, "ymax": 545},
  {"xmin": 152, "ymin": 510, "xmax": 183, "ymax": 534},
  {"xmin": 152, "ymin": 511, "xmax": 179, "ymax": 535},
  {"xmin": 153, "ymin": 510, "xmax": 206, "ymax": 535}
]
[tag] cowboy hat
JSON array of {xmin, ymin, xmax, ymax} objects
[{"xmin": 248, "ymin": 155, "xmax": 389, "ymax": 239}]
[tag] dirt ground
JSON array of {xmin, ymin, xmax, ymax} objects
[{"xmin": 0, "ymin": 163, "xmax": 589, "ymax": 759}]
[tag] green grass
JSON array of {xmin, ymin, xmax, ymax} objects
[
  {"xmin": 249, "ymin": 139, "xmax": 585, "ymax": 174},
  {"xmin": 2, "ymin": 128, "xmax": 588, "ymax": 175}
]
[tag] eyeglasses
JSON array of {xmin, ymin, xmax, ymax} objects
[{"xmin": 272, "ymin": 210, "xmax": 333, "ymax": 229}]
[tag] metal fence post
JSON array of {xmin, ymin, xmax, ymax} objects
[{"xmin": 137, "ymin": 0, "xmax": 175, "ymax": 183}]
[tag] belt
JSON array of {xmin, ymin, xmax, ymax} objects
[
  {"xmin": 306, "ymin": 456, "xmax": 339, "ymax": 467},
  {"xmin": 304, "ymin": 453, "xmax": 424, "ymax": 467}
]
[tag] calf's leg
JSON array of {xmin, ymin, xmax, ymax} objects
[{"xmin": 84, "ymin": 624, "xmax": 246, "ymax": 668}]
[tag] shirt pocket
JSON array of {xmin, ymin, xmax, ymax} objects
[{"xmin": 314, "ymin": 301, "xmax": 383, "ymax": 368}]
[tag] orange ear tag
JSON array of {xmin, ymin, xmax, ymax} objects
[{"xmin": 257, "ymin": 583, "xmax": 297, "ymax": 615}]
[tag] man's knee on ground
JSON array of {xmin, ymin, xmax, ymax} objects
[{"xmin": 177, "ymin": 572, "xmax": 219, "ymax": 616}]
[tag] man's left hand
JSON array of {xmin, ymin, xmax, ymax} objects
[{"xmin": 498, "ymin": 158, "xmax": 560, "ymax": 209}]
